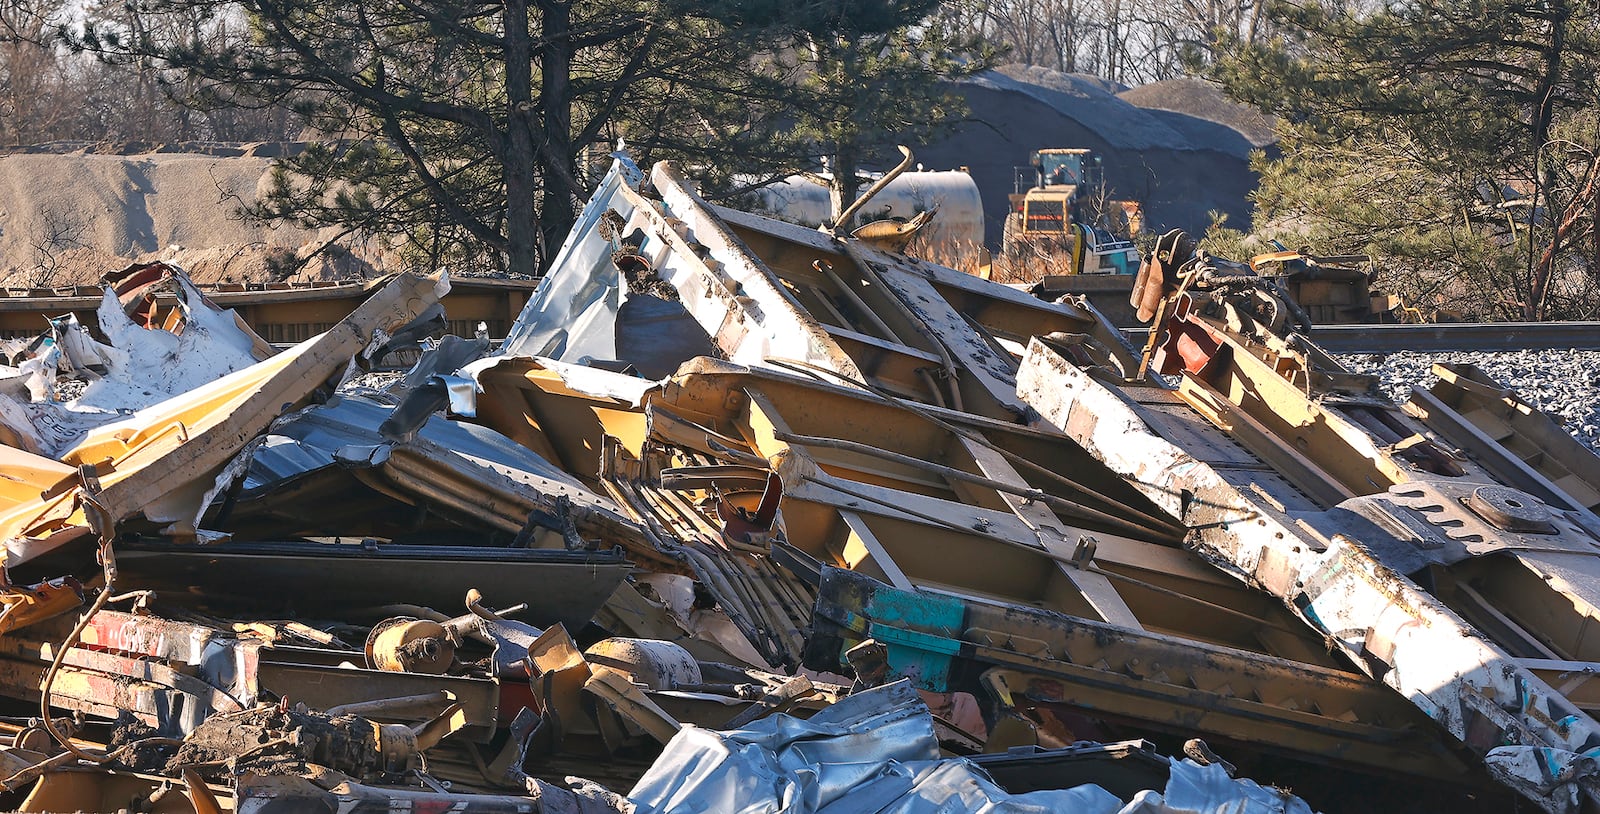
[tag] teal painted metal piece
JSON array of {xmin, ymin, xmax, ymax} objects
[{"xmin": 834, "ymin": 573, "xmax": 967, "ymax": 692}]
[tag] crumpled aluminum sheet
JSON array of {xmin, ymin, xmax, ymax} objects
[
  {"xmin": 1483, "ymin": 745, "xmax": 1596, "ymax": 814},
  {"xmin": 626, "ymin": 680, "xmax": 1317, "ymax": 814},
  {"xmin": 242, "ymin": 393, "xmax": 582, "ymax": 492},
  {"xmin": 1127, "ymin": 759, "xmax": 1318, "ymax": 814},
  {"xmin": 500, "ymin": 155, "xmax": 643, "ymax": 363}
]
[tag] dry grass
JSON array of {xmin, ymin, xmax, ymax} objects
[{"xmin": 906, "ymin": 236, "xmax": 1080, "ymax": 284}]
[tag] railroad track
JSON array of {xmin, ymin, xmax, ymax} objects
[{"xmin": 1126, "ymin": 321, "xmax": 1600, "ymax": 353}]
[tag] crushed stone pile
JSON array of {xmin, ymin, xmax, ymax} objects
[{"xmin": 1337, "ymin": 348, "xmax": 1600, "ymax": 453}]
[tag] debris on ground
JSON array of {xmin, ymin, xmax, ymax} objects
[{"xmin": 4, "ymin": 150, "xmax": 1600, "ymax": 814}]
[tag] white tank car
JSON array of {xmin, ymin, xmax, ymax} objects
[{"xmin": 746, "ymin": 170, "xmax": 984, "ymax": 248}]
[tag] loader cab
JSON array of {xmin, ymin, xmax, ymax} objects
[{"xmin": 1033, "ymin": 149, "xmax": 1098, "ymax": 190}]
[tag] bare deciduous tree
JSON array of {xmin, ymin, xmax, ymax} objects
[{"xmin": 938, "ymin": 0, "xmax": 1269, "ymax": 84}]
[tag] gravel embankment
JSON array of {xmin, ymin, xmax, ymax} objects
[{"xmin": 1335, "ymin": 349, "xmax": 1600, "ymax": 454}]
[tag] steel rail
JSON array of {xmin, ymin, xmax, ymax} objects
[{"xmin": 1125, "ymin": 321, "xmax": 1600, "ymax": 353}]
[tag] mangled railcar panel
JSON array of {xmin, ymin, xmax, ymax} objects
[
  {"xmin": 706, "ymin": 207, "xmax": 996, "ymax": 412},
  {"xmin": 808, "ymin": 568, "xmax": 1482, "ymax": 785},
  {"xmin": 0, "ymin": 610, "xmax": 260, "ymax": 737},
  {"xmin": 1407, "ymin": 362, "xmax": 1600, "ymax": 517},
  {"xmin": 0, "ymin": 447, "xmax": 82, "ymax": 553},
  {"xmin": 61, "ymin": 273, "xmax": 448, "ymax": 538},
  {"xmin": 837, "ymin": 242, "xmax": 1028, "ymax": 420},
  {"xmin": 638, "ymin": 164, "xmax": 871, "ymax": 379},
  {"xmin": 713, "ymin": 202, "xmax": 1137, "ymax": 394},
  {"xmin": 778, "ymin": 461, "xmax": 1338, "ymax": 660},
  {"xmin": 658, "ymin": 357, "xmax": 1176, "ymax": 539},
  {"xmin": 708, "ymin": 204, "xmax": 1025, "ymax": 418},
  {"xmin": 1154, "ymin": 305, "xmax": 1600, "ymax": 698},
  {"xmin": 466, "ymin": 355, "xmax": 648, "ymax": 481},
  {"xmin": 221, "ymin": 391, "xmax": 647, "ymax": 558},
  {"xmin": 1019, "ymin": 337, "xmax": 1600, "ymax": 812},
  {"xmin": 639, "ymin": 358, "xmax": 1357, "ymax": 660},
  {"xmin": 1139, "ymin": 307, "xmax": 1600, "ymax": 696}
]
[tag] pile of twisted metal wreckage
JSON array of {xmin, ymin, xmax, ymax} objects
[{"xmin": 1, "ymin": 152, "xmax": 1599, "ymax": 813}]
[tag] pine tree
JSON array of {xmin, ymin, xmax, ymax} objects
[
  {"xmin": 76, "ymin": 1, "xmax": 972, "ymax": 275},
  {"xmin": 783, "ymin": 14, "xmax": 998, "ymax": 220},
  {"xmin": 1210, "ymin": 0, "xmax": 1600, "ymax": 319}
]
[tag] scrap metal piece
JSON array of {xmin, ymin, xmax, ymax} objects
[
  {"xmin": 486, "ymin": 706, "xmax": 541, "ymax": 785},
  {"xmin": 715, "ymin": 471, "xmax": 781, "ymax": 549},
  {"xmin": 584, "ymin": 638, "xmax": 700, "ymax": 691},
  {"xmin": 236, "ymin": 770, "xmax": 620, "ymax": 813},
  {"xmin": 1018, "ymin": 337, "xmax": 1600, "ymax": 811},
  {"xmin": 718, "ymin": 674, "xmax": 815, "ymax": 729},
  {"xmin": 504, "ymin": 153, "xmax": 1130, "ymax": 417},
  {"xmin": 158, "ymin": 701, "xmax": 467, "ymax": 784},
  {"xmin": 583, "ymin": 666, "xmax": 682, "ymax": 745},
  {"xmin": 18, "ymin": 767, "xmax": 228, "ymax": 814},
  {"xmin": 366, "ymin": 618, "xmax": 456, "ymax": 675},
  {"xmin": 528, "ymin": 624, "xmax": 601, "ymax": 747},
  {"xmin": 182, "ymin": 768, "xmax": 225, "ymax": 814},
  {"xmin": 256, "ymin": 654, "xmax": 500, "ymax": 743},
  {"xmin": 0, "ymin": 577, "xmax": 81, "ymax": 635},
  {"xmin": 0, "ymin": 273, "xmax": 449, "ymax": 567},
  {"xmin": 113, "ymin": 539, "xmax": 629, "ymax": 632},
  {"xmin": 0, "ymin": 609, "xmax": 261, "ymax": 737},
  {"xmin": 809, "ymin": 566, "xmax": 1477, "ymax": 783}
]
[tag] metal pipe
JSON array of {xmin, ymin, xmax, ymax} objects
[
  {"xmin": 775, "ymin": 430, "xmax": 1175, "ymax": 541},
  {"xmin": 829, "ymin": 145, "xmax": 915, "ymax": 235}
]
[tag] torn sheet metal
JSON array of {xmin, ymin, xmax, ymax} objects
[
  {"xmin": 498, "ymin": 154, "xmax": 1125, "ymax": 422},
  {"xmin": 0, "ymin": 273, "xmax": 448, "ymax": 567},
  {"xmin": 16, "ymin": 263, "xmax": 275, "ymax": 457},
  {"xmin": 502, "ymin": 154, "xmax": 644, "ymax": 364},
  {"xmin": 245, "ymin": 394, "xmax": 583, "ymax": 492}
]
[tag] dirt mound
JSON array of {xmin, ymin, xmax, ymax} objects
[
  {"xmin": 969, "ymin": 65, "xmax": 1190, "ymax": 151},
  {"xmin": 1119, "ymin": 77, "xmax": 1277, "ymax": 149},
  {"xmin": 0, "ymin": 70, "xmax": 1279, "ymax": 271},
  {"xmin": 919, "ymin": 65, "xmax": 1275, "ymax": 245},
  {"xmin": 0, "ymin": 152, "xmax": 388, "ymax": 287}
]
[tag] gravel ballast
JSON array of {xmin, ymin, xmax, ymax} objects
[{"xmin": 1335, "ymin": 349, "xmax": 1600, "ymax": 454}]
